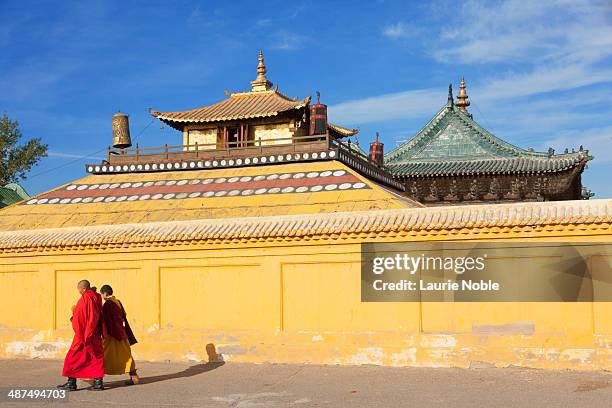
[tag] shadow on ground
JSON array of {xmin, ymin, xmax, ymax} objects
[{"xmin": 103, "ymin": 362, "xmax": 225, "ymax": 389}]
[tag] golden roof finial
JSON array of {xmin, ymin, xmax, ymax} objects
[
  {"xmin": 455, "ymin": 76, "xmax": 470, "ymax": 112},
  {"xmin": 250, "ymin": 49, "xmax": 273, "ymax": 92}
]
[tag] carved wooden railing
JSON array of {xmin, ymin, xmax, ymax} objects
[{"xmin": 107, "ymin": 134, "xmax": 332, "ymax": 164}]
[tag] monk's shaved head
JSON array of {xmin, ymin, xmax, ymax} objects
[{"xmin": 77, "ymin": 280, "xmax": 90, "ymax": 290}]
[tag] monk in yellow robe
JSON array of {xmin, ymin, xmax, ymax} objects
[{"xmin": 100, "ymin": 285, "xmax": 139, "ymax": 385}]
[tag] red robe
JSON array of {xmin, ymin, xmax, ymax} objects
[{"xmin": 62, "ymin": 289, "xmax": 104, "ymax": 378}]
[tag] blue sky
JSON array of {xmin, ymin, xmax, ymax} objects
[{"xmin": 2, "ymin": 0, "xmax": 611, "ymax": 197}]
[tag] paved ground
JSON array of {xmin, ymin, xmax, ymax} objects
[{"xmin": 0, "ymin": 360, "xmax": 611, "ymax": 407}]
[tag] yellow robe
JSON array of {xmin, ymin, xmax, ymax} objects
[{"xmin": 103, "ymin": 297, "xmax": 136, "ymax": 375}]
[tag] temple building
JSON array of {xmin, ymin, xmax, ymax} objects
[
  {"xmin": 0, "ymin": 51, "xmax": 610, "ymax": 370},
  {"xmin": 385, "ymin": 78, "xmax": 593, "ymax": 205}
]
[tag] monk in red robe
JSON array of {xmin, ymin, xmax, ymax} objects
[
  {"xmin": 57, "ymin": 280, "xmax": 105, "ymax": 391},
  {"xmin": 100, "ymin": 284, "xmax": 139, "ymax": 385}
]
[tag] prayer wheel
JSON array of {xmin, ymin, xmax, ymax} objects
[{"xmin": 112, "ymin": 112, "xmax": 132, "ymax": 149}]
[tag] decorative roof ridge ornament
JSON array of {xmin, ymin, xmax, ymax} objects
[
  {"xmin": 456, "ymin": 76, "xmax": 470, "ymax": 113},
  {"xmin": 447, "ymin": 84, "xmax": 454, "ymax": 109},
  {"xmin": 250, "ymin": 49, "xmax": 273, "ymax": 92}
]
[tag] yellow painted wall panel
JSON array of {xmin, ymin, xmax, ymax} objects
[
  {"xmin": 0, "ymin": 271, "xmax": 47, "ymax": 329},
  {"xmin": 54, "ymin": 267, "xmax": 152, "ymax": 331},
  {"xmin": 282, "ymin": 261, "xmax": 420, "ymax": 332},
  {"xmin": 159, "ymin": 264, "xmax": 277, "ymax": 330}
]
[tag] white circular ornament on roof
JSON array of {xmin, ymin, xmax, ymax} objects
[
  {"xmin": 197, "ymin": 161, "xmax": 204, "ymax": 167},
  {"xmin": 48, "ymin": 198, "xmax": 60, "ymax": 204},
  {"xmin": 189, "ymin": 162, "xmax": 196, "ymax": 168},
  {"xmin": 127, "ymin": 195, "xmax": 139, "ymax": 201},
  {"xmin": 214, "ymin": 191, "xmax": 227, "ymax": 197},
  {"xmin": 228, "ymin": 160, "xmax": 235, "ymax": 165},
  {"xmin": 252, "ymin": 157, "xmax": 259, "ymax": 164},
  {"xmin": 137, "ymin": 165, "xmax": 143, "ymax": 171},
  {"xmin": 236, "ymin": 159, "xmax": 242, "ymax": 165},
  {"xmin": 203, "ymin": 191, "xmax": 215, "ymax": 197},
  {"xmin": 228, "ymin": 190, "xmax": 240, "ymax": 196},
  {"xmin": 286, "ymin": 154, "xmax": 292, "ymax": 160},
  {"xmin": 122, "ymin": 165, "xmax": 129, "ymax": 171},
  {"xmin": 60, "ymin": 198, "xmax": 71, "ymax": 204},
  {"xmin": 104, "ymin": 196, "xmax": 116, "ymax": 202},
  {"xmin": 166, "ymin": 180, "xmax": 177, "ymax": 186},
  {"xmin": 339, "ymin": 183, "xmax": 352, "ymax": 190},
  {"xmin": 261, "ymin": 157, "xmax": 267, "ymax": 163},
  {"xmin": 254, "ymin": 188, "xmax": 267, "ymax": 195},
  {"xmin": 174, "ymin": 163, "xmax": 181, "ymax": 169},
  {"xmin": 202, "ymin": 178, "xmax": 213, "ymax": 184},
  {"xmin": 152, "ymin": 164, "xmax": 158, "ymax": 170},
  {"xmin": 241, "ymin": 189, "xmax": 254, "ymax": 196},
  {"xmin": 212, "ymin": 161, "xmax": 218, "ymax": 166},
  {"xmin": 139, "ymin": 194, "xmax": 151, "ymax": 200},
  {"xmin": 109, "ymin": 166, "xmax": 115, "ymax": 172},
  {"xmin": 101, "ymin": 166, "xmax": 108, "ymax": 172},
  {"xmin": 228, "ymin": 177, "xmax": 240, "ymax": 183},
  {"xmin": 26, "ymin": 199, "xmax": 38, "ymax": 205},
  {"xmin": 353, "ymin": 182, "xmax": 366, "ymax": 189},
  {"xmin": 116, "ymin": 196, "xmax": 128, "ymax": 202},
  {"xmin": 332, "ymin": 170, "xmax": 346, "ymax": 177},
  {"xmin": 82, "ymin": 197, "xmax": 93, "ymax": 203},
  {"xmin": 160, "ymin": 163, "xmax": 166, "ymax": 170},
  {"xmin": 109, "ymin": 183, "xmax": 121, "ymax": 189},
  {"xmin": 93, "ymin": 196, "xmax": 105, "ymax": 203},
  {"xmin": 99, "ymin": 183, "xmax": 110, "ymax": 189},
  {"xmin": 71, "ymin": 197, "xmax": 82, "ymax": 203},
  {"xmin": 268, "ymin": 187, "xmax": 281, "ymax": 194},
  {"xmin": 94, "ymin": 166, "xmax": 100, "ymax": 172},
  {"xmin": 296, "ymin": 186, "xmax": 308, "ymax": 193},
  {"xmin": 67, "ymin": 185, "xmax": 77, "ymax": 191},
  {"xmin": 239, "ymin": 176, "xmax": 252, "ymax": 182},
  {"xmin": 220, "ymin": 160, "xmax": 227, "ymax": 166},
  {"xmin": 163, "ymin": 193, "xmax": 175, "ymax": 199},
  {"xmin": 87, "ymin": 166, "xmax": 94, "ymax": 172},
  {"xmin": 266, "ymin": 174, "xmax": 279, "ymax": 180},
  {"xmin": 177, "ymin": 180, "xmax": 189, "ymax": 186},
  {"xmin": 279, "ymin": 173, "xmax": 291, "ymax": 180},
  {"xmin": 144, "ymin": 164, "xmax": 151, "ymax": 171},
  {"xmin": 189, "ymin": 179, "xmax": 201, "ymax": 185},
  {"xmin": 132, "ymin": 182, "xmax": 143, "ymax": 188},
  {"xmin": 129, "ymin": 165, "xmax": 136, "ymax": 171},
  {"xmin": 329, "ymin": 150, "xmax": 336, "ymax": 158},
  {"xmin": 303, "ymin": 153, "xmax": 309, "ymax": 159},
  {"xmin": 320, "ymin": 171, "xmax": 332, "ymax": 177},
  {"xmin": 254, "ymin": 175, "xmax": 265, "ymax": 181},
  {"xmin": 320, "ymin": 152, "xmax": 327, "ymax": 159},
  {"xmin": 77, "ymin": 185, "xmax": 88, "ymax": 191},
  {"xmin": 245, "ymin": 158, "xmax": 251, "ymax": 164},
  {"xmin": 188, "ymin": 192, "xmax": 201, "ymax": 198},
  {"xmin": 120, "ymin": 183, "xmax": 132, "ymax": 188},
  {"xmin": 88, "ymin": 184, "xmax": 100, "ymax": 190},
  {"xmin": 151, "ymin": 193, "xmax": 164, "ymax": 200},
  {"xmin": 175, "ymin": 192, "xmax": 188, "ymax": 199},
  {"xmin": 281, "ymin": 186, "xmax": 295, "ymax": 193},
  {"xmin": 205, "ymin": 161, "xmax": 211, "ymax": 167},
  {"xmin": 324, "ymin": 184, "xmax": 338, "ymax": 191},
  {"xmin": 143, "ymin": 181, "xmax": 154, "ymax": 187},
  {"xmin": 310, "ymin": 185, "xmax": 323, "ymax": 192},
  {"xmin": 306, "ymin": 172, "xmax": 319, "ymax": 178},
  {"xmin": 214, "ymin": 177, "xmax": 227, "ymax": 184},
  {"xmin": 292, "ymin": 172, "xmax": 305, "ymax": 179},
  {"xmin": 312, "ymin": 153, "xmax": 318, "ymax": 159}
]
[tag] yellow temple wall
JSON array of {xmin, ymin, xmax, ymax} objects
[
  {"xmin": 184, "ymin": 126, "xmax": 218, "ymax": 150},
  {"xmin": 251, "ymin": 122, "xmax": 292, "ymax": 146},
  {"xmin": 1, "ymin": 231, "xmax": 611, "ymax": 370}
]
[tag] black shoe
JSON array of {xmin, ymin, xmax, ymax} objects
[
  {"xmin": 88, "ymin": 378, "xmax": 104, "ymax": 391},
  {"xmin": 57, "ymin": 377, "xmax": 77, "ymax": 391}
]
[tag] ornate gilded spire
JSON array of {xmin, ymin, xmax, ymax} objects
[
  {"xmin": 250, "ymin": 49, "xmax": 273, "ymax": 92},
  {"xmin": 455, "ymin": 76, "xmax": 470, "ymax": 112}
]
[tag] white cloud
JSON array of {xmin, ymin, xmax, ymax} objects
[
  {"xmin": 382, "ymin": 23, "xmax": 420, "ymax": 39},
  {"xmin": 271, "ymin": 31, "xmax": 307, "ymax": 50}
]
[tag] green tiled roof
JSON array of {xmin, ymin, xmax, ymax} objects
[
  {"xmin": 0, "ymin": 183, "xmax": 29, "ymax": 208},
  {"xmin": 385, "ymin": 105, "xmax": 591, "ymax": 177}
]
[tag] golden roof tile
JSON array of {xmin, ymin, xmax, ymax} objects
[
  {"xmin": 0, "ymin": 200, "xmax": 609, "ymax": 253},
  {"xmin": 150, "ymin": 90, "xmax": 311, "ymax": 126}
]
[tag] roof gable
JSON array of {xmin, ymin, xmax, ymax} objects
[{"xmin": 386, "ymin": 106, "xmax": 547, "ymax": 164}]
